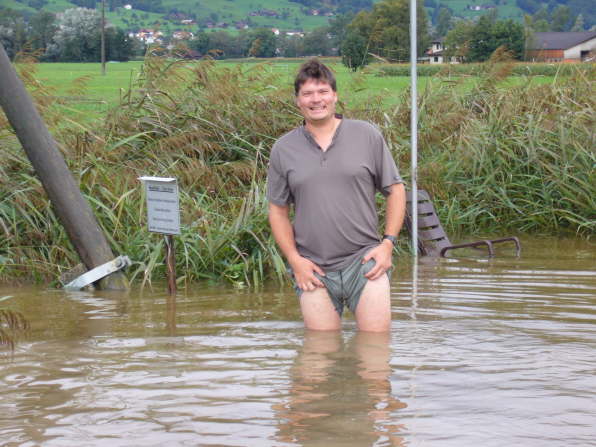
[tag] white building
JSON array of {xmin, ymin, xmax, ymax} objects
[
  {"xmin": 427, "ymin": 40, "xmax": 461, "ymax": 64},
  {"xmin": 133, "ymin": 29, "xmax": 164, "ymax": 44}
]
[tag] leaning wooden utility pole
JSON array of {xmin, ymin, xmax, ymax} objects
[{"xmin": 0, "ymin": 43, "xmax": 128, "ymax": 290}]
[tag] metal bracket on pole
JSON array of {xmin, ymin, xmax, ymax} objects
[{"xmin": 64, "ymin": 256, "xmax": 131, "ymax": 291}]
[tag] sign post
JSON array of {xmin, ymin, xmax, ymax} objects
[{"xmin": 139, "ymin": 176, "xmax": 181, "ymax": 295}]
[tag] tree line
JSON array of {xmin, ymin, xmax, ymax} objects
[
  {"xmin": 187, "ymin": 0, "xmax": 591, "ymax": 70},
  {"xmin": 2, "ymin": 0, "xmax": 591, "ymax": 67},
  {"xmin": 0, "ymin": 7, "xmax": 136, "ymax": 61}
]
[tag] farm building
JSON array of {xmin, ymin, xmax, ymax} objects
[{"xmin": 527, "ymin": 32, "xmax": 596, "ymax": 62}]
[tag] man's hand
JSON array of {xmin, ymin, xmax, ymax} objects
[
  {"xmin": 362, "ymin": 239, "xmax": 394, "ymax": 280},
  {"xmin": 289, "ymin": 254, "xmax": 325, "ymax": 292}
]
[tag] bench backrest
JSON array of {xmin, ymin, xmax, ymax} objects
[{"xmin": 405, "ymin": 189, "xmax": 452, "ymax": 256}]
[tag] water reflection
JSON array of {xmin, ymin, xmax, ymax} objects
[
  {"xmin": 166, "ymin": 293, "xmax": 176, "ymax": 336},
  {"xmin": 1, "ymin": 237, "xmax": 595, "ymax": 446},
  {"xmin": 276, "ymin": 331, "xmax": 407, "ymax": 446}
]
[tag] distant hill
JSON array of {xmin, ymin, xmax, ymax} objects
[{"xmin": 1, "ymin": 0, "xmax": 593, "ymax": 34}]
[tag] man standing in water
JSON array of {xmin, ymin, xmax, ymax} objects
[{"xmin": 267, "ymin": 59, "xmax": 406, "ymax": 332}]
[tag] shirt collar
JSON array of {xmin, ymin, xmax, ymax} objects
[{"xmin": 301, "ymin": 114, "xmax": 344, "ymax": 147}]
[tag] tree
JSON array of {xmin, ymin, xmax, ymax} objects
[
  {"xmin": 551, "ymin": 5, "xmax": 572, "ymax": 32},
  {"xmin": 467, "ymin": 14, "xmax": 498, "ymax": 61},
  {"xmin": 302, "ymin": 26, "xmax": 332, "ymax": 56},
  {"xmin": 43, "ymin": 7, "xmax": 132, "ymax": 62},
  {"xmin": 46, "ymin": 8, "xmax": 101, "ymax": 61},
  {"xmin": 571, "ymin": 13, "xmax": 585, "ymax": 31},
  {"xmin": 532, "ymin": 5, "xmax": 549, "ymax": 23},
  {"xmin": 436, "ymin": 7, "xmax": 453, "ymax": 37},
  {"xmin": 568, "ymin": 0, "xmax": 595, "ymax": 31},
  {"xmin": 443, "ymin": 19, "xmax": 475, "ymax": 60},
  {"xmin": 445, "ymin": 15, "xmax": 524, "ymax": 62},
  {"xmin": 346, "ymin": 0, "xmax": 429, "ymax": 62},
  {"xmin": 29, "ymin": 11, "xmax": 57, "ymax": 56},
  {"xmin": 105, "ymin": 27, "xmax": 134, "ymax": 61},
  {"xmin": 189, "ymin": 30, "xmax": 234, "ymax": 58},
  {"xmin": 278, "ymin": 34, "xmax": 304, "ymax": 57},
  {"xmin": 328, "ymin": 12, "xmax": 354, "ymax": 49},
  {"xmin": 340, "ymin": 29, "xmax": 370, "ymax": 71},
  {"xmin": 336, "ymin": 0, "xmax": 373, "ymax": 15},
  {"xmin": 490, "ymin": 19, "xmax": 524, "ymax": 59},
  {"xmin": 0, "ymin": 9, "xmax": 28, "ymax": 60},
  {"xmin": 516, "ymin": 0, "xmax": 540, "ymax": 15},
  {"xmin": 532, "ymin": 19, "xmax": 550, "ymax": 32},
  {"xmin": 189, "ymin": 30, "xmax": 210, "ymax": 55},
  {"xmin": 247, "ymin": 28, "xmax": 276, "ymax": 57}
]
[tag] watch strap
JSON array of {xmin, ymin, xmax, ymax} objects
[{"xmin": 382, "ymin": 234, "xmax": 397, "ymax": 245}]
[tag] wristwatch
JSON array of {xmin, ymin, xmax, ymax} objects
[{"xmin": 382, "ymin": 234, "xmax": 397, "ymax": 245}]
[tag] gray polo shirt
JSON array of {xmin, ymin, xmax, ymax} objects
[{"xmin": 267, "ymin": 118, "xmax": 403, "ymax": 272}]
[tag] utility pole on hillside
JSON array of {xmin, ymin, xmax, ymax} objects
[{"xmin": 101, "ymin": 0, "xmax": 106, "ymax": 75}]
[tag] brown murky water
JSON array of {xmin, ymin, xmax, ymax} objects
[{"xmin": 1, "ymin": 237, "xmax": 595, "ymax": 446}]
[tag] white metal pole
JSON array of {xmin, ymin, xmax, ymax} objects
[
  {"xmin": 410, "ymin": 0, "xmax": 418, "ymax": 258},
  {"xmin": 101, "ymin": 0, "xmax": 106, "ymax": 76}
]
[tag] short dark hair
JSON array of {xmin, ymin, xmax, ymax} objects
[{"xmin": 294, "ymin": 58, "xmax": 337, "ymax": 96}]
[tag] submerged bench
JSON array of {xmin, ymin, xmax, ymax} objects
[{"xmin": 405, "ymin": 189, "xmax": 521, "ymax": 257}]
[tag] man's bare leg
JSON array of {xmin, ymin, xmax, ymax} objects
[
  {"xmin": 300, "ymin": 287, "xmax": 341, "ymax": 331},
  {"xmin": 355, "ymin": 274, "xmax": 391, "ymax": 332}
]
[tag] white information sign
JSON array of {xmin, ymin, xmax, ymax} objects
[{"xmin": 138, "ymin": 176, "xmax": 180, "ymax": 235}]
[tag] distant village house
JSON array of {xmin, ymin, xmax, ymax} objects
[
  {"xmin": 131, "ymin": 29, "xmax": 164, "ymax": 44},
  {"xmin": 172, "ymin": 31, "xmax": 194, "ymax": 40},
  {"xmin": 249, "ymin": 9, "xmax": 279, "ymax": 18},
  {"xmin": 467, "ymin": 4, "xmax": 495, "ymax": 10},
  {"xmin": 425, "ymin": 40, "xmax": 461, "ymax": 64}
]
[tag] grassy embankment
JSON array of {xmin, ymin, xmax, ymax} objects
[{"xmin": 0, "ymin": 56, "xmax": 594, "ymax": 287}]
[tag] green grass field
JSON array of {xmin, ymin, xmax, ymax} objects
[
  {"xmin": 31, "ymin": 59, "xmax": 556, "ymax": 120},
  {"xmin": 32, "ymin": 60, "xmax": 419, "ymax": 118},
  {"xmin": 432, "ymin": 0, "xmax": 521, "ymax": 20}
]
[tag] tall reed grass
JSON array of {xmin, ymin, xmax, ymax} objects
[{"xmin": 0, "ymin": 53, "xmax": 594, "ymax": 286}]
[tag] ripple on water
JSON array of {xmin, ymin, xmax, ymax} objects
[{"xmin": 1, "ymin": 238, "xmax": 595, "ymax": 446}]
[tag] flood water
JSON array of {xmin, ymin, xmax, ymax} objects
[{"xmin": 1, "ymin": 237, "xmax": 595, "ymax": 446}]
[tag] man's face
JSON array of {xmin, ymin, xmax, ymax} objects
[{"xmin": 296, "ymin": 79, "xmax": 337, "ymax": 124}]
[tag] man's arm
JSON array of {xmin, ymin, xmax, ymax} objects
[
  {"xmin": 268, "ymin": 203, "xmax": 325, "ymax": 291},
  {"xmin": 363, "ymin": 183, "xmax": 406, "ymax": 280}
]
